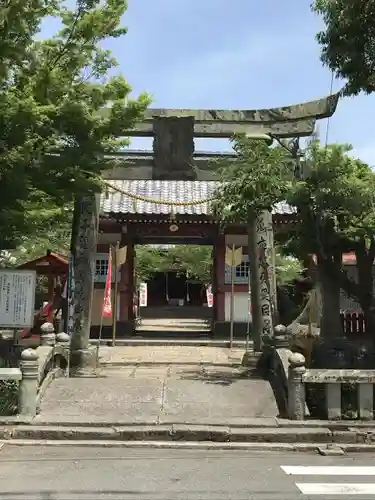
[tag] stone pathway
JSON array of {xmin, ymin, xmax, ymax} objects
[
  {"xmin": 99, "ymin": 345, "xmax": 246, "ymax": 365},
  {"xmin": 37, "ymin": 346, "xmax": 277, "ymax": 424}
]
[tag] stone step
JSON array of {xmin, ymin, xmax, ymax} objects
[
  {"xmin": 134, "ymin": 330, "xmax": 212, "ymax": 338},
  {"xmin": 91, "ymin": 338, "xmax": 253, "ymax": 348}
]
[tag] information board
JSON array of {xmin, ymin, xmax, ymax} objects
[{"xmin": 0, "ymin": 270, "xmax": 36, "ymax": 328}]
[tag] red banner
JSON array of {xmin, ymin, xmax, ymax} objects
[{"xmin": 102, "ymin": 248, "xmax": 112, "ymax": 318}]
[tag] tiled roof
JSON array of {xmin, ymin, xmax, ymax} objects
[{"xmin": 100, "ymin": 180, "xmax": 294, "ymax": 216}]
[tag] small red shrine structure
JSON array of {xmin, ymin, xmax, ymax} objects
[{"xmin": 17, "ymin": 251, "xmax": 68, "ymax": 337}]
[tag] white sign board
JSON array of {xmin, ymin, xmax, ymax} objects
[
  {"xmin": 0, "ymin": 270, "xmax": 36, "ymax": 328},
  {"xmin": 139, "ymin": 282, "xmax": 148, "ymax": 307}
]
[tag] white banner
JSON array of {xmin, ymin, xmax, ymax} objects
[
  {"xmin": 206, "ymin": 285, "xmax": 213, "ymax": 308},
  {"xmin": 0, "ymin": 270, "xmax": 36, "ymax": 328},
  {"xmin": 139, "ymin": 282, "xmax": 148, "ymax": 307}
]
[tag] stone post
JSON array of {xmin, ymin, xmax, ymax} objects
[
  {"xmin": 248, "ymin": 217, "xmax": 263, "ymax": 351},
  {"xmin": 273, "ymin": 324, "xmax": 289, "ymax": 349},
  {"xmin": 70, "ymin": 195, "xmax": 98, "ymax": 374},
  {"xmin": 19, "ymin": 348, "xmax": 39, "ymax": 417},
  {"xmin": 257, "ymin": 211, "xmax": 276, "ymax": 341},
  {"xmin": 40, "ymin": 322, "xmax": 56, "ymax": 346},
  {"xmin": 268, "ymin": 324, "xmax": 290, "ymax": 387},
  {"xmin": 249, "ymin": 212, "xmax": 276, "ymax": 351},
  {"xmin": 56, "ymin": 332, "xmax": 71, "ymax": 347},
  {"xmin": 264, "ymin": 211, "xmax": 278, "ymax": 325},
  {"xmin": 358, "ymin": 383, "xmax": 373, "ymax": 420},
  {"xmin": 325, "ymin": 383, "xmax": 341, "ymax": 420},
  {"xmin": 288, "ymin": 352, "xmax": 306, "ymax": 420},
  {"xmin": 56, "ymin": 332, "xmax": 71, "ymax": 377}
]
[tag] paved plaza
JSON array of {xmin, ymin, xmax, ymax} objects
[{"xmin": 36, "ymin": 346, "xmax": 276, "ymax": 424}]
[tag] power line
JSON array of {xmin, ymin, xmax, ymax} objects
[{"xmin": 324, "ymin": 71, "xmax": 335, "ymax": 147}]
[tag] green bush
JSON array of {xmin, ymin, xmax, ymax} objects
[{"xmin": 0, "ymin": 380, "xmax": 18, "ymax": 415}]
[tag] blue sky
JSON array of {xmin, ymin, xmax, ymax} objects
[{"xmin": 43, "ymin": 0, "xmax": 375, "ymax": 164}]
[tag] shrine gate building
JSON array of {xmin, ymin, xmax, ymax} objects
[{"xmin": 91, "ymin": 178, "xmax": 296, "ymax": 338}]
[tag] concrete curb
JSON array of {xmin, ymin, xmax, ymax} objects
[
  {"xmin": 2, "ymin": 439, "xmax": 375, "ymax": 453},
  {"xmin": 2, "ymin": 417, "xmax": 375, "ymax": 429},
  {"xmin": 2, "ymin": 424, "xmax": 375, "ymax": 445}
]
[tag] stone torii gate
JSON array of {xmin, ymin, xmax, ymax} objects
[{"xmin": 70, "ymin": 93, "xmax": 340, "ymax": 373}]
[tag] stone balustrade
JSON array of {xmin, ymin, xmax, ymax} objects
[
  {"xmin": 288, "ymin": 352, "xmax": 375, "ymax": 420},
  {"xmin": 0, "ymin": 325, "xmax": 71, "ymax": 418},
  {"xmin": 0, "ymin": 348, "xmax": 39, "ymax": 417}
]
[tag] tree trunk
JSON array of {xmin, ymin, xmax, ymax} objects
[
  {"xmin": 319, "ymin": 270, "xmax": 342, "ymax": 337},
  {"xmin": 362, "ymin": 303, "xmax": 375, "ymax": 334},
  {"xmin": 318, "ymin": 254, "xmax": 343, "ymax": 338},
  {"xmin": 355, "ymin": 247, "xmax": 375, "ymax": 335}
]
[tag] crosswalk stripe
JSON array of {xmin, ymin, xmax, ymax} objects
[
  {"xmin": 281, "ymin": 466, "xmax": 375, "ymax": 476},
  {"xmin": 296, "ymin": 483, "xmax": 375, "ymax": 495}
]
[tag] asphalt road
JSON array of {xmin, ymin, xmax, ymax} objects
[{"xmin": 1, "ymin": 445, "xmax": 375, "ymax": 499}]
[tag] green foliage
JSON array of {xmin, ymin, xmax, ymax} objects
[
  {"xmin": 0, "ymin": 192, "xmax": 72, "ymax": 267},
  {"xmin": 212, "ymin": 136, "xmax": 375, "ymax": 318},
  {"xmin": 135, "ymin": 245, "xmax": 213, "ymax": 285},
  {"xmin": 135, "ymin": 246, "xmax": 168, "ymax": 284},
  {"xmin": 0, "ymin": 0, "xmax": 150, "ymax": 250},
  {"xmin": 312, "ymin": 0, "xmax": 375, "ymax": 95},
  {"xmin": 0, "ymin": 380, "xmax": 18, "ymax": 416},
  {"xmin": 135, "ymin": 244, "xmax": 302, "ymax": 289},
  {"xmin": 17, "ymin": 198, "xmax": 71, "ymax": 264},
  {"xmin": 0, "ymin": 0, "xmax": 56, "ymax": 77},
  {"xmin": 211, "ymin": 137, "xmax": 293, "ymax": 223},
  {"xmin": 284, "ymin": 142, "xmax": 375, "ymax": 248},
  {"xmin": 167, "ymin": 245, "xmax": 212, "ymax": 284},
  {"xmin": 275, "ymin": 251, "xmax": 304, "ymax": 286}
]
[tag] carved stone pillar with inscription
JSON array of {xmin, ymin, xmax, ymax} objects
[
  {"xmin": 248, "ymin": 217, "xmax": 263, "ymax": 351},
  {"xmin": 152, "ymin": 116, "xmax": 195, "ymax": 180},
  {"xmin": 262, "ymin": 211, "xmax": 278, "ymax": 324},
  {"xmin": 249, "ymin": 211, "xmax": 277, "ymax": 350},
  {"xmin": 256, "ymin": 211, "xmax": 276, "ymax": 341},
  {"xmin": 70, "ymin": 195, "xmax": 99, "ymax": 373}
]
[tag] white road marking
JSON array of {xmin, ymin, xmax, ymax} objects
[
  {"xmin": 296, "ymin": 483, "xmax": 375, "ymax": 495},
  {"xmin": 281, "ymin": 466, "xmax": 375, "ymax": 476}
]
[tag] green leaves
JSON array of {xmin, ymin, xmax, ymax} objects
[
  {"xmin": 135, "ymin": 246, "xmax": 213, "ymax": 285},
  {"xmin": 275, "ymin": 251, "xmax": 304, "ymax": 286},
  {"xmin": 0, "ymin": 0, "xmax": 150, "ymax": 250},
  {"xmin": 313, "ymin": 0, "xmax": 375, "ymax": 95},
  {"xmin": 212, "ymin": 135, "xmax": 375, "ymax": 302},
  {"xmin": 287, "ymin": 141, "xmax": 375, "ymax": 243},
  {"xmin": 212, "ymin": 137, "xmax": 292, "ymax": 223}
]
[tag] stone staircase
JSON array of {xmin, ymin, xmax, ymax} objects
[{"xmin": 135, "ymin": 314, "xmax": 212, "ymax": 338}]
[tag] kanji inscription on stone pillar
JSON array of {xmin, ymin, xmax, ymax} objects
[{"xmin": 255, "ymin": 211, "xmax": 276, "ymax": 338}]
